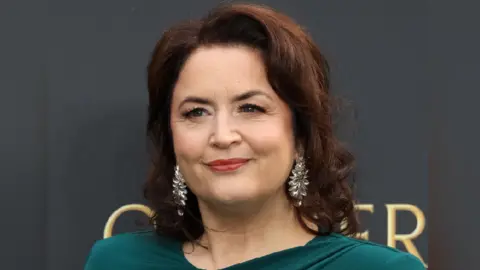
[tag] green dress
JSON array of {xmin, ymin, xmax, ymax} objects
[{"xmin": 84, "ymin": 230, "xmax": 425, "ymax": 270}]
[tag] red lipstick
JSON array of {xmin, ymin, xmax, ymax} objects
[{"xmin": 206, "ymin": 158, "xmax": 249, "ymax": 172}]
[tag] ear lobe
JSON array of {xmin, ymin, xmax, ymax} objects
[{"xmin": 295, "ymin": 145, "xmax": 305, "ymax": 160}]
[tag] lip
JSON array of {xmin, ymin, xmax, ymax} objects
[{"xmin": 206, "ymin": 158, "xmax": 249, "ymax": 172}]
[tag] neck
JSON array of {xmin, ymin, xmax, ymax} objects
[{"xmin": 184, "ymin": 191, "xmax": 316, "ymax": 269}]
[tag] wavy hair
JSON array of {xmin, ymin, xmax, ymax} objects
[{"xmin": 145, "ymin": 3, "xmax": 359, "ymax": 242}]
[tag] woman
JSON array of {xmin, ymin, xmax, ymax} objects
[{"xmin": 85, "ymin": 3, "xmax": 425, "ymax": 270}]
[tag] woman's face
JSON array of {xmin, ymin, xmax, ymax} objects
[{"xmin": 170, "ymin": 45, "xmax": 296, "ymax": 207}]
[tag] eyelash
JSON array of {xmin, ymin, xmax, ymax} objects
[
  {"xmin": 239, "ymin": 103, "xmax": 266, "ymax": 113},
  {"xmin": 181, "ymin": 107, "xmax": 206, "ymax": 118},
  {"xmin": 181, "ymin": 103, "xmax": 266, "ymax": 119}
]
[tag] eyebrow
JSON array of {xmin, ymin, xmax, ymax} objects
[
  {"xmin": 178, "ymin": 89, "xmax": 272, "ymax": 108},
  {"xmin": 233, "ymin": 90, "xmax": 272, "ymax": 102}
]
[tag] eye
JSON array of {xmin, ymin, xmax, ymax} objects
[
  {"xmin": 182, "ymin": 107, "xmax": 209, "ymax": 118},
  {"xmin": 239, "ymin": 103, "xmax": 266, "ymax": 113}
]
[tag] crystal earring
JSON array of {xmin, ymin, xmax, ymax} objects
[
  {"xmin": 172, "ymin": 165, "xmax": 188, "ymax": 216},
  {"xmin": 288, "ymin": 156, "xmax": 309, "ymax": 206}
]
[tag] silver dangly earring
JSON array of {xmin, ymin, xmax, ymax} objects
[
  {"xmin": 172, "ymin": 165, "xmax": 188, "ymax": 216},
  {"xmin": 288, "ymin": 156, "xmax": 309, "ymax": 207}
]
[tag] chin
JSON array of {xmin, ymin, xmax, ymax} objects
[
  {"xmin": 211, "ymin": 185, "xmax": 279, "ymax": 207},
  {"xmin": 208, "ymin": 185, "xmax": 261, "ymax": 205},
  {"xmin": 213, "ymin": 192, "xmax": 258, "ymax": 205}
]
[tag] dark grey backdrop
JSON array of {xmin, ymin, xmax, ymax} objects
[{"xmin": 1, "ymin": 0, "xmax": 437, "ymax": 269}]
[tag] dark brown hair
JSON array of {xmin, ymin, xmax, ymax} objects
[{"xmin": 145, "ymin": 3, "xmax": 358, "ymax": 242}]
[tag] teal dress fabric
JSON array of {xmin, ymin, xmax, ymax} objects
[{"xmin": 84, "ymin": 230, "xmax": 425, "ymax": 270}]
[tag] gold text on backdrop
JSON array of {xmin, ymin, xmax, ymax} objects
[{"xmin": 104, "ymin": 203, "xmax": 427, "ymax": 267}]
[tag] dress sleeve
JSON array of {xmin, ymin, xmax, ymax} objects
[
  {"xmin": 83, "ymin": 240, "xmax": 109, "ymax": 270},
  {"xmin": 384, "ymin": 253, "xmax": 426, "ymax": 270}
]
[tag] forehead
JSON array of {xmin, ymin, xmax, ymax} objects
[{"xmin": 173, "ymin": 46, "xmax": 272, "ymax": 98}]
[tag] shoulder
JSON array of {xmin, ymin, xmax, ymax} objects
[
  {"xmin": 344, "ymin": 239, "xmax": 425, "ymax": 269},
  {"xmin": 86, "ymin": 230, "xmax": 164, "ymax": 256},
  {"xmin": 84, "ymin": 230, "xmax": 183, "ymax": 270},
  {"xmin": 313, "ymin": 234, "xmax": 426, "ymax": 270}
]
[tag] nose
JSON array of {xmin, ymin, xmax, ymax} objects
[{"xmin": 209, "ymin": 113, "xmax": 241, "ymax": 149}]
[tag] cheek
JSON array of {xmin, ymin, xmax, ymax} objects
[
  {"xmin": 242, "ymin": 120, "xmax": 296, "ymax": 183},
  {"xmin": 171, "ymin": 122, "xmax": 209, "ymax": 162},
  {"xmin": 242, "ymin": 116, "xmax": 295, "ymax": 157},
  {"xmin": 245, "ymin": 122, "xmax": 296, "ymax": 190}
]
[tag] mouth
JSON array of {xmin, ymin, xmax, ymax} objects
[{"xmin": 206, "ymin": 158, "xmax": 250, "ymax": 172}]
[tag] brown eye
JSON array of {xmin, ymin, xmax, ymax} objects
[
  {"xmin": 182, "ymin": 108, "xmax": 208, "ymax": 118},
  {"xmin": 239, "ymin": 104, "xmax": 266, "ymax": 113}
]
